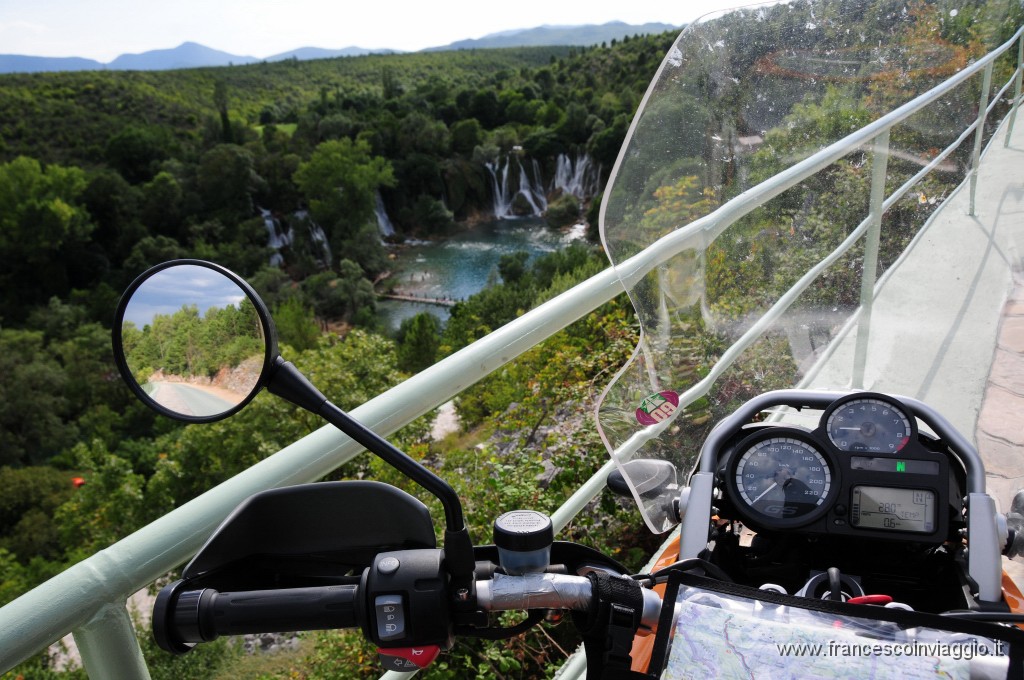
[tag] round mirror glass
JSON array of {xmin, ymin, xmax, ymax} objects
[{"xmin": 114, "ymin": 261, "xmax": 277, "ymax": 422}]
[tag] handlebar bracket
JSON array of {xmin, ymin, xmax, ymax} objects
[{"xmin": 573, "ymin": 571, "xmax": 649, "ymax": 678}]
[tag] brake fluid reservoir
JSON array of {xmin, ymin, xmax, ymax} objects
[{"xmin": 493, "ymin": 510, "xmax": 553, "ymax": 575}]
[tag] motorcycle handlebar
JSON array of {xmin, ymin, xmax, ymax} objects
[
  {"xmin": 155, "ymin": 573, "xmax": 662, "ymax": 654},
  {"xmin": 477, "ymin": 572, "xmax": 662, "ymax": 632},
  {"xmin": 155, "ymin": 583, "xmax": 360, "ymax": 651}
]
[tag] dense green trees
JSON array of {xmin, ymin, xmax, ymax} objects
[
  {"xmin": 0, "ymin": 157, "xmax": 94, "ymax": 319},
  {"xmin": 0, "ymin": 31, "xmax": 680, "ymax": 345},
  {"xmin": 0, "ymin": 303, "xmax": 138, "ymax": 468},
  {"xmin": 396, "ymin": 312, "xmax": 441, "ymax": 373},
  {"xmin": 0, "ymin": 330, "xmax": 77, "ymax": 467},
  {"xmin": 293, "ymin": 138, "xmax": 394, "ymax": 274},
  {"xmin": 300, "ymin": 262, "xmax": 378, "ymax": 324},
  {"xmin": 123, "ymin": 300, "xmax": 264, "ymax": 382},
  {"xmin": 104, "ymin": 125, "xmax": 172, "ymax": 183}
]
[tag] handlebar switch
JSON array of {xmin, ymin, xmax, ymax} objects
[
  {"xmin": 364, "ymin": 549, "xmax": 451, "ymax": 649},
  {"xmin": 374, "ymin": 594, "xmax": 406, "ymax": 641}
]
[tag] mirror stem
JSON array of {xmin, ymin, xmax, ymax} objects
[{"xmin": 266, "ymin": 357, "xmax": 468, "ymax": 534}]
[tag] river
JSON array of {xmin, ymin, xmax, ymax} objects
[{"xmin": 377, "ymin": 218, "xmax": 586, "ymax": 332}]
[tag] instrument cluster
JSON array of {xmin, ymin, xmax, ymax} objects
[{"xmin": 718, "ymin": 392, "xmax": 957, "ymax": 541}]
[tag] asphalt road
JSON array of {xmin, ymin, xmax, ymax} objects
[{"xmin": 147, "ymin": 381, "xmax": 235, "ymax": 417}]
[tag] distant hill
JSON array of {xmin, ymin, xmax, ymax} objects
[
  {"xmin": 265, "ymin": 46, "xmax": 400, "ymax": 61},
  {"xmin": 0, "ymin": 55, "xmax": 103, "ymax": 73},
  {"xmin": 0, "ymin": 42, "xmax": 396, "ymax": 73},
  {"xmin": 430, "ymin": 21, "xmax": 678, "ymax": 51},
  {"xmin": 108, "ymin": 42, "xmax": 259, "ymax": 70},
  {"xmin": 0, "ymin": 21, "xmax": 679, "ymax": 74}
]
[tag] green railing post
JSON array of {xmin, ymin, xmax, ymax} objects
[
  {"xmin": 1006, "ymin": 35, "xmax": 1024, "ymax": 148},
  {"xmin": 970, "ymin": 63, "xmax": 994, "ymax": 216},
  {"xmin": 851, "ymin": 130, "xmax": 891, "ymax": 389},
  {"xmin": 73, "ymin": 603, "xmax": 150, "ymax": 680}
]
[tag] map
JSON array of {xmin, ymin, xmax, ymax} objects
[{"xmin": 661, "ymin": 591, "xmax": 995, "ymax": 679}]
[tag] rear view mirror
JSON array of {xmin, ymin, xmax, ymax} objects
[
  {"xmin": 112, "ymin": 260, "xmax": 278, "ymax": 423},
  {"xmin": 113, "ymin": 259, "xmax": 474, "ymax": 581}
]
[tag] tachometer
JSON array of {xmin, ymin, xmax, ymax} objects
[
  {"xmin": 824, "ymin": 393, "xmax": 914, "ymax": 453},
  {"xmin": 729, "ymin": 430, "xmax": 835, "ymax": 528}
]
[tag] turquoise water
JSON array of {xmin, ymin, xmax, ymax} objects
[{"xmin": 377, "ymin": 218, "xmax": 585, "ymax": 332}]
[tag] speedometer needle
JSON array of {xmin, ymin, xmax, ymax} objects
[{"xmin": 751, "ymin": 482, "xmax": 778, "ymax": 504}]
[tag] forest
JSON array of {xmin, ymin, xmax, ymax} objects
[
  {"xmin": 2, "ymin": 0, "xmax": 1023, "ymax": 677},
  {"xmin": 0, "ymin": 34, "xmax": 674, "ymax": 333},
  {"xmin": 122, "ymin": 299, "xmax": 264, "ymax": 385}
]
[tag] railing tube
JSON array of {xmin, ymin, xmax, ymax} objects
[
  {"xmin": 970, "ymin": 63, "xmax": 994, "ymax": 216},
  {"xmin": 851, "ymin": 130, "xmax": 891, "ymax": 389},
  {"xmin": 551, "ymin": 459, "xmax": 618, "ymax": 533},
  {"xmin": 73, "ymin": 602, "xmax": 150, "ymax": 680},
  {"xmin": 1007, "ymin": 35, "xmax": 1024, "ymax": 148}
]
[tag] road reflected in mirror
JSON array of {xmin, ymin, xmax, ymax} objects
[{"xmin": 120, "ymin": 264, "xmax": 267, "ymax": 419}]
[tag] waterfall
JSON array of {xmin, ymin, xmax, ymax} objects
[
  {"xmin": 486, "ymin": 157, "xmax": 515, "ymax": 218},
  {"xmin": 260, "ymin": 208, "xmax": 292, "ymax": 267},
  {"xmin": 552, "ymin": 152, "xmax": 601, "ymax": 199},
  {"xmin": 260, "ymin": 208, "xmax": 331, "ymax": 269},
  {"xmin": 375, "ymin": 190, "xmax": 395, "ymax": 238},
  {"xmin": 518, "ymin": 162, "xmax": 547, "ymax": 214},
  {"xmin": 484, "ymin": 152, "xmax": 602, "ymax": 219},
  {"xmin": 308, "ymin": 221, "xmax": 332, "ymax": 269},
  {"xmin": 485, "ymin": 153, "xmax": 548, "ymax": 219},
  {"xmin": 294, "ymin": 209, "xmax": 332, "ymax": 269}
]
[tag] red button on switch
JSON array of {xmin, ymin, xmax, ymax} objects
[{"xmin": 378, "ymin": 645, "xmax": 440, "ymax": 670}]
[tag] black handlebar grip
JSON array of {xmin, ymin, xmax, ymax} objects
[{"xmin": 154, "ymin": 581, "xmax": 360, "ymax": 653}]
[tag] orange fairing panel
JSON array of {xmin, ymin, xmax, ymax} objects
[
  {"xmin": 630, "ymin": 535, "xmax": 679, "ymax": 672},
  {"xmin": 1002, "ymin": 569, "xmax": 1024, "ymax": 631}
]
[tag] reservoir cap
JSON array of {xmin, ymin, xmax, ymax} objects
[{"xmin": 493, "ymin": 510, "xmax": 553, "ymax": 574}]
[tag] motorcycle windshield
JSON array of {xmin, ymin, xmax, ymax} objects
[{"xmin": 596, "ymin": 1, "xmax": 1020, "ymax": 532}]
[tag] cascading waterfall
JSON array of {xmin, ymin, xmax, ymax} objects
[
  {"xmin": 486, "ymin": 153, "xmax": 548, "ymax": 219},
  {"xmin": 294, "ymin": 209, "xmax": 332, "ymax": 269},
  {"xmin": 261, "ymin": 208, "xmax": 332, "ymax": 269},
  {"xmin": 260, "ymin": 208, "xmax": 292, "ymax": 267},
  {"xmin": 486, "ymin": 157, "xmax": 515, "ymax": 218},
  {"xmin": 552, "ymin": 152, "xmax": 601, "ymax": 199},
  {"xmin": 485, "ymin": 151, "xmax": 602, "ymax": 219},
  {"xmin": 518, "ymin": 162, "xmax": 547, "ymax": 214},
  {"xmin": 375, "ymin": 190, "xmax": 396, "ymax": 238}
]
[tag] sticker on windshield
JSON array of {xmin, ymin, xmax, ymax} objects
[{"xmin": 636, "ymin": 391, "xmax": 679, "ymax": 426}]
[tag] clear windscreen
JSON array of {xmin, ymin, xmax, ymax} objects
[{"xmin": 596, "ymin": 0, "xmax": 1020, "ymax": 532}]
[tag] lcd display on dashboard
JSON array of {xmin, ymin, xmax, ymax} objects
[
  {"xmin": 850, "ymin": 457, "xmax": 939, "ymax": 475},
  {"xmin": 850, "ymin": 486, "xmax": 935, "ymax": 532}
]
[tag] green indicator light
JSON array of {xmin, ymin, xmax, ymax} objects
[{"xmin": 896, "ymin": 461, "xmax": 906, "ymax": 473}]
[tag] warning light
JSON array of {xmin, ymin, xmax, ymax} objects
[{"xmin": 896, "ymin": 461, "xmax": 906, "ymax": 473}]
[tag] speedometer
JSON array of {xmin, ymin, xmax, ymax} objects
[
  {"xmin": 729, "ymin": 430, "xmax": 835, "ymax": 528},
  {"xmin": 824, "ymin": 393, "xmax": 914, "ymax": 453}
]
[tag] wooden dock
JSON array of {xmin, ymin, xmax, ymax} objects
[{"xmin": 378, "ymin": 293, "xmax": 457, "ymax": 308}]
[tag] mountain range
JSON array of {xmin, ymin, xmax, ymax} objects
[{"xmin": 0, "ymin": 21, "xmax": 677, "ymax": 74}]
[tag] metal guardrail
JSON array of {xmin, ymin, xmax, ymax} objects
[{"xmin": 0, "ymin": 25, "xmax": 1021, "ymax": 680}]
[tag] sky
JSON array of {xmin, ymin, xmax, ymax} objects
[
  {"xmin": 122, "ymin": 265, "xmax": 248, "ymax": 328},
  {"xmin": 0, "ymin": 0, "xmax": 766, "ymax": 62}
]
